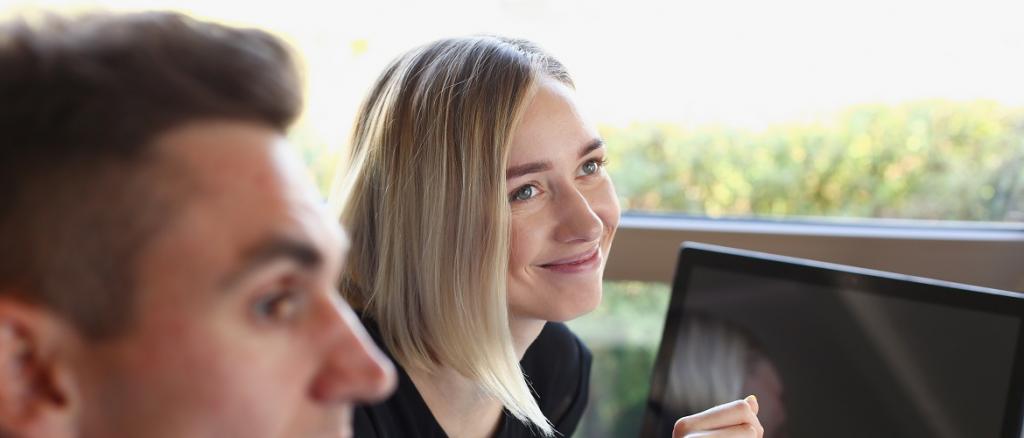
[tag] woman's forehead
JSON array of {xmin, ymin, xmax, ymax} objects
[{"xmin": 509, "ymin": 80, "xmax": 597, "ymax": 162}]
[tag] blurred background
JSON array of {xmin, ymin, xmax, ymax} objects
[{"xmin": 3, "ymin": 0, "xmax": 1022, "ymax": 435}]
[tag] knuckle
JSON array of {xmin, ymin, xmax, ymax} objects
[
  {"xmin": 673, "ymin": 416, "xmax": 699, "ymax": 437},
  {"xmin": 673, "ymin": 417, "xmax": 690, "ymax": 431}
]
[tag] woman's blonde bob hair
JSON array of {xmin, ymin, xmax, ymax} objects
[{"xmin": 330, "ymin": 36, "xmax": 574, "ymax": 435}]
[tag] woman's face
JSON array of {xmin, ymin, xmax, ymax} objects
[{"xmin": 505, "ymin": 77, "xmax": 620, "ymax": 323}]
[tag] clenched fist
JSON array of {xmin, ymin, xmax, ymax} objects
[{"xmin": 672, "ymin": 395, "xmax": 763, "ymax": 438}]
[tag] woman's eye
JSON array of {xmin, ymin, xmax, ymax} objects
[
  {"xmin": 253, "ymin": 289, "xmax": 304, "ymax": 322},
  {"xmin": 578, "ymin": 158, "xmax": 606, "ymax": 176},
  {"xmin": 510, "ymin": 184, "xmax": 539, "ymax": 202}
]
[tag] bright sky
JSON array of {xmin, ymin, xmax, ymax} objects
[{"xmin": 5, "ymin": 0, "xmax": 1024, "ymax": 136}]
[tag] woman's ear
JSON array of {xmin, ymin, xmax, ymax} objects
[{"xmin": 0, "ymin": 298, "xmax": 78, "ymax": 438}]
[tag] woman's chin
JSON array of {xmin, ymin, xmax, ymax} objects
[{"xmin": 517, "ymin": 286, "xmax": 603, "ymax": 323}]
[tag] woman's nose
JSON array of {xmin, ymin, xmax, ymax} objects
[{"xmin": 553, "ymin": 188, "xmax": 603, "ymax": 244}]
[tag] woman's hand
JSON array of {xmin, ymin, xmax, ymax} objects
[{"xmin": 672, "ymin": 395, "xmax": 763, "ymax": 438}]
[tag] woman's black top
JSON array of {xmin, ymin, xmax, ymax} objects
[{"xmin": 353, "ymin": 317, "xmax": 592, "ymax": 438}]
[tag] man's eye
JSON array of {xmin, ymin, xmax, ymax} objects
[
  {"xmin": 578, "ymin": 158, "xmax": 607, "ymax": 176},
  {"xmin": 510, "ymin": 185, "xmax": 539, "ymax": 203},
  {"xmin": 253, "ymin": 290, "xmax": 304, "ymax": 322}
]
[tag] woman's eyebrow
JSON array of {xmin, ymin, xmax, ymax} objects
[
  {"xmin": 505, "ymin": 139, "xmax": 606, "ymax": 179},
  {"xmin": 506, "ymin": 161, "xmax": 551, "ymax": 179}
]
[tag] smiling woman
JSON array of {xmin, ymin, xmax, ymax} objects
[
  {"xmin": 332, "ymin": 37, "xmax": 585, "ymax": 437},
  {"xmin": 332, "ymin": 36, "xmax": 763, "ymax": 438}
]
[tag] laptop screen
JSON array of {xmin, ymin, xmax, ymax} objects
[{"xmin": 641, "ymin": 243, "xmax": 1024, "ymax": 438}]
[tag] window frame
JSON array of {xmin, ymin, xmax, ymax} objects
[{"xmin": 605, "ymin": 213, "xmax": 1024, "ymax": 292}]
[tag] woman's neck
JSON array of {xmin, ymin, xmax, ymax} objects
[
  {"xmin": 406, "ymin": 317, "xmax": 547, "ymax": 437},
  {"xmin": 408, "ymin": 365, "xmax": 502, "ymax": 438},
  {"xmin": 509, "ymin": 316, "xmax": 547, "ymax": 359}
]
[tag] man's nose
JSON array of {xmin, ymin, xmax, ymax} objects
[{"xmin": 310, "ymin": 294, "xmax": 396, "ymax": 404}]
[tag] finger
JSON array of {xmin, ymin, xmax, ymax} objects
[
  {"xmin": 745, "ymin": 394, "xmax": 759, "ymax": 416},
  {"xmin": 673, "ymin": 398, "xmax": 760, "ymax": 432},
  {"xmin": 681, "ymin": 422, "xmax": 764, "ymax": 438}
]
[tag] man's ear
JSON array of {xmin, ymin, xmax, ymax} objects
[{"xmin": 0, "ymin": 297, "xmax": 78, "ymax": 438}]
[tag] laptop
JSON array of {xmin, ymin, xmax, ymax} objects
[{"xmin": 640, "ymin": 242, "xmax": 1024, "ymax": 438}]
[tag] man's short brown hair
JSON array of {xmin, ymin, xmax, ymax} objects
[{"xmin": 0, "ymin": 11, "xmax": 302, "ymax": 339}]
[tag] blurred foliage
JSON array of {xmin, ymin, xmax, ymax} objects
[
  {"xmin": 296, "ymin": 100, "xmax": 1024, "ymax": 221},
  {"xmin": 568, "ymin": 281, "xmax": 670, "ymax": 438},
  {"xmin": 603, "ymin": 100, "xmax": 1024, "ymax": 221}
]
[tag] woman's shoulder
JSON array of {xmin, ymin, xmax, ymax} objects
[
  {"xmin": 354, "ymin": 316, "xmax": 592, "ymax": 437},
  {"xmin": 519, "ymin": 322, "xmax": 592, "ymax": 434}
]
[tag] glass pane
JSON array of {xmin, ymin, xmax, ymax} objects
[{"xmin": 567, "ymin": 281, "xmax": 671, "ymax": 437}]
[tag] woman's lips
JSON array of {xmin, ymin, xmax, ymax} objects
[{"xmin": 539, "ymin": 246, "xmax": 601, "ymax": 273}]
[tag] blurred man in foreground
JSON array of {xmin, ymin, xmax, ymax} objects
[{"xmin": 0, "ymin": 11, "xmax": 394, "ymax": 437}]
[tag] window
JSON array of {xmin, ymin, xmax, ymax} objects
[{"xmin": 13, "ymin": 1, "xmax": 1021, "ymax": 225}]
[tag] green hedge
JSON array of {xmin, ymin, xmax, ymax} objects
[{"xmin": 604, "ymin": 100, "xmax": 1024, "ymax": 221}]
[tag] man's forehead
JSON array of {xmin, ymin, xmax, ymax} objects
[
  {"xmin": 150, "ymin": 120, "xmax": 345, "ymax": 265},
  {"xmin": 152, "ymin": 121, "xmax": 321, "ymax": 210},
  {"xmin": 153, "ymin": 121, "xmax": 285, "ymax": 184}
]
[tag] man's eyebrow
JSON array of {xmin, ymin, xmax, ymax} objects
[
  {"xmin": 579, "ymin": 138, "xmax": 604, "ymax": 158},
  {"xmin": 220, "ymin": 235, "xmax": 323, "ymax": 289},
  {"xmin": 505, "ymin": 139, "xmax": 605, "ymax": 180}
]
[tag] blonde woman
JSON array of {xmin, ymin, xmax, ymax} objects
[{"xmin": 333, "ymin": 36, "xmax": 763, "ymax": 438}]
